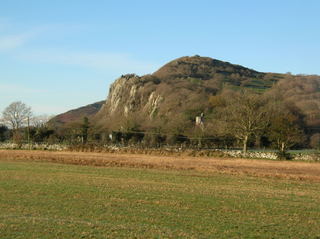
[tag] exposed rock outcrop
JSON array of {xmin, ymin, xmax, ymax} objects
[{"xmin": 95, "ymin": 56, "xmax": 278, "ymax": 130}]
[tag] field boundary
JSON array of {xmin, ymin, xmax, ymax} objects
[{"xmin": 1, "ymin": 150, "xmax": 320, "ymax": 182}]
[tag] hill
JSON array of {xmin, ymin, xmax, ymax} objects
[
  {"xmin": 49, "ymin": 101, "xmax": 104, "ymax": 127},
  {"xmin": 95, "ymin": 56, "xmax": 285, "ymax": 131},
  {"xmin": 52, "ymin": 55, "xmax": 320, "ymax": 144}
]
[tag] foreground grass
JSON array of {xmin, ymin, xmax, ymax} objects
[{"xmin": 0, "ymin": 159, "xmax": 320, "ymax": 238}]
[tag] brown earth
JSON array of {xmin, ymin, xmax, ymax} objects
[{"xmin": 1, "ymin": 150, "xmax": 320, "ymax": 182}]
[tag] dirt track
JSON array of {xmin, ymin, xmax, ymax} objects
[{"xmin": 1, "ymin": 150, "xmax": 320, "ymax": 181}]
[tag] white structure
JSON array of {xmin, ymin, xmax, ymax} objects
[{"xmin": 195, "ymin": 113, "xmax": 204, "ymax": 130}]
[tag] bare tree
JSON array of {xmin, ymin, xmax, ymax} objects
[
  {"xmin": 215, "ymin": 90, "xmax": 270, "ymax": 153},
  {"xmin": 31, "ymin": 114, "xmax": 54, "ymax": 128},
  {"xmin": 1, "ymin": 101, "xmax": 33, "ymax": 130},
  {"xmin": 268, "ymin": 104, "xmax": 305, "ymax": 153}
]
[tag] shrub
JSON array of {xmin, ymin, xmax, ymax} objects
[{"xmin": 276, "ymin": 151, "xmax": 293, "ymax": 160}]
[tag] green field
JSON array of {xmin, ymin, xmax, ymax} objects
[{"xmin": 1, "ymin": 159, "xmax": 320, "ymax": 238}]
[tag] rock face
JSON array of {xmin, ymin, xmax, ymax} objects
[{"xmin": 95, "ymin": 56, "xmax": 276, "ymax": 130}]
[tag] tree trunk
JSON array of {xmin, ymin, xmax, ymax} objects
[
  {"xmin": 243, "ymin": 135, "xmax": 248, "ymax": 153},
  {"xmin": 198, "ymin": 137, "xmax": 202, "ymax": 149},
  {"xmin": 27, "ymin": 116, "xmax": 31, "ymax": 150},
  {"xmin": 280, "ymin": 142, "xmax": 286, "ymax": 153}
]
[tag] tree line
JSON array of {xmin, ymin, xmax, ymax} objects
[{"xmin": 1, "ymin": 94, "xmax": 319, "ymax": 157}]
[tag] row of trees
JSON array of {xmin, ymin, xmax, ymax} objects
[
  {"xmin": 208, "ymin": 90, "xmax": 307, "ymax": 153},
  {"xmin": 1, "ymin": 96, "xmax": 319, "ymax": 155}
]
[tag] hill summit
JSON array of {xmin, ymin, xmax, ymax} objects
[
  {"xmin": 95, "ymin": 55, "xmax": 280, "ymax": 130},
  {"xmin": 153, "ymin": 56, "xmax": 263, "ymax": 80}
]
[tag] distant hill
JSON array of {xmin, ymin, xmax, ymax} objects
[{"xmin": 49, "ymin": 101, "xmax": 104, "ymax": 127}]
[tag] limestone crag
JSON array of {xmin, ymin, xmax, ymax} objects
[{"xmin": 96, "ymin": 56, "xmax": 276, "ymax": 130}]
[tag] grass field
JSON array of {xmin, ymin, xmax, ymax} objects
[{"xmin": 1, "ymin": 152, "xmax": 320, "ymax": 238}]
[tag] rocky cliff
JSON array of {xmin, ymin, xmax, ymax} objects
[{"xmin": 95, "ymin": 56, "xmax": 281, "ymax": 131}]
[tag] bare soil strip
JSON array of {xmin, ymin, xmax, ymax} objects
[{"xmin": 1, "ymin": 150, "xmax": 320, "ymax": 181}]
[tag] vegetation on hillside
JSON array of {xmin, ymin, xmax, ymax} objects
[{"xmin": 48, "ymin": 101, "xmax": 104, "ymax": 127}]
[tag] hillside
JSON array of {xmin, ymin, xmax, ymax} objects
[
  {"xmin": 95, "ymin": 56, "xmax": 285, "ymax": 131},
  {"xmin": 53, "ymin": 55, "xmax": 320, "ymax": 140},
  {"xmin": 49, "ymin": 101, "xmax": 104, "ymax": 127},
  {"xmin": 267, "ymin": 75, "xmax": 320, "ymax": 130}
]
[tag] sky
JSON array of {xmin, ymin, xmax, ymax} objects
[{"xmin": 1, "ymin": 0, "xmax": 320, "ymax": 115}]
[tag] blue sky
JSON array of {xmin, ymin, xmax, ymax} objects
[{"xmin": 1, "ymin": 0, "xmax": 320, "ymax": 115}]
